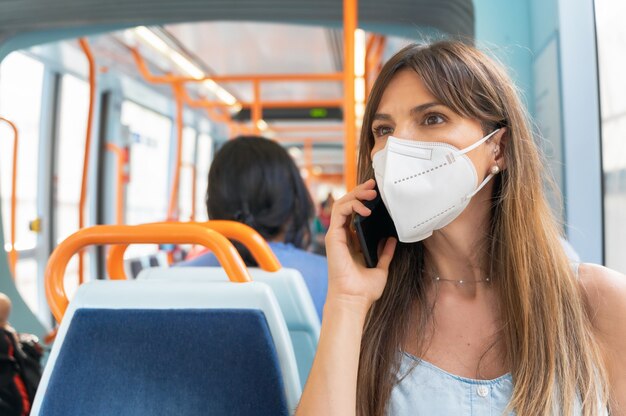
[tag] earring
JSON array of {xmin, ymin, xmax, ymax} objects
[
  {"xmin": 490, "ymin": 165, "xmax": 500, "ymax": 175},
  {"xmin": 493, "ymin": 145, "xmax": 499, "ymax": 155}
]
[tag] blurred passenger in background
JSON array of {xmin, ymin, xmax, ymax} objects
[
  {"xmin": 312, "ymin": 192, "xmax": 335, "ymax": 256},
  {"xmin": 178, "ymin": 136, "xmax": 328, "ymax": 319},
  {"xmin": 0, "ymin": 293, "xmax": 42, "ymax": 416}
]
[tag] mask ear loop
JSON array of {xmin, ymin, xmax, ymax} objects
[
  {"xmin": 458, "ymin": 129, "xmax": 500, "ymax": 156},
  {"xmin": 462, "ymin": 129, "xmax": 501, "ymax": 200},
  {"xmin": 467, "ymin": 170, "xmax": 496, "ymax": 199}
]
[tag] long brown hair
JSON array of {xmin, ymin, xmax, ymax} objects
[{"xmin": 356, "ymin": 41, "xmax": 608, "ymax": 415}]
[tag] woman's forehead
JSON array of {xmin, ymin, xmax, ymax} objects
[{"xmin": 376, "ymin": 69, "xmax": 438, "ymax": 115}]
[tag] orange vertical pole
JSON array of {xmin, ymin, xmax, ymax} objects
[
  {"xmin": 343, "ymin": 0, "xmax": 357, "ymax": 190},
  {"xmin": 78, "ymin": 38, "xmax": 96, "ymax": 284},
  {"xmin": 105, "ymin": 143, "xmax": 126, "ymax": 224},
  {"xmin": 190, "ymin": 164, "xmax": 197, "ymax": 221},
  {"xmin": 303, "ymin": 138, "xmax": 313, "ymax": 188},
  {"xmin": 168, "ymin": 83, "xmax": 185, "ymax": 221},
  {"xmin": 364, "ymin": 35, "xmax": 376, "ymax": 98},
  {"xmin": 0, "ymin": 117, "xmax": 18, "ymax": 276},
  {"xmin": 252, "ymin": 80, "xmax": 262, "ymax": 134},
  {"xmin": 366, "ymin": 35, "xmax": 386, "ymax": 97}
]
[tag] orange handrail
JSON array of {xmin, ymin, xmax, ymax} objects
[
  {"xmin": 304, "ymin": 139, "xmax": 314, "ymax": 187},
  {"xmin": 188, "ymin": 162, "xmax": 197, "ymax": 221},
  {"xmin": 168, "ymin": 83, "xmax": 185, "ymax": 221},
  {"xmin": 130, "ymin": 46, "xmax": 344, "ymax": 125},
  {"xmin": 273, "ymin": 136, "xmax": 343, "ymax": 143},
  {"xmin": 180, "ymin": 88, "xmax": 343, "ymax": 110},
  {"xmin": 365, "ymin": 34, "xmax": 386, "ymax": 97},
  {"xmin": 269, "ymin": 125, "xmax": 343, "ymax": 133},
  {"xmin": 105, "ymin": 143, "xmax": 127, "ymax": 224},
  {"xmin": 0, "ymin": 116, "xmax": 18, "ymax": 276},
  {"xmin": 45, "ymin": 223, "xmax": 251, "ymax": 322},
  {"xmin": 343, "ymin": 0, "xmax": 358, "ymax": 191},
  {"xmin": 78, "ymin": 38, "xmax": 96, "ymax": 285},
  {"xmin": 129, "ymin": 47, "xmax": 343, "ymax": 84},
  {"xmin": 106, "ymin": 220, "xmax": 281, "ymax": 280},
  {"xmin": 129, "ymin": 14, "xmax": 360, "ymax": 189}
]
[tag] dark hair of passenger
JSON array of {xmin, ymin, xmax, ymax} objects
[{"xmin": 206, "ymin": 135, "xmax": 314, "ymax": 265}]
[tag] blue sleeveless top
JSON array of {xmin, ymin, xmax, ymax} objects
[
  {"xmin": 388, "ymin": 352, "xmax": 516, "ymax": 415},
  {"xmin": 387, "ymin": 351, "xmax": 612, "ymax": 415},
  {"xmin": 387, "ymin": 264, "xmax": 607, "ymax": 415}
]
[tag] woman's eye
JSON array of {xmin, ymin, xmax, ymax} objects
[
  {"xmin": 423, "ymin": 114, "xmax": 445, "ymax": 126},
  {"xmin": 372, "ymin": 125, "xmax": 393, "ymax": 137}
]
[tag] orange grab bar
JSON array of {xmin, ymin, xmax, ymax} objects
[
  {"xmin": 0, "ymin": 116, "xmax": 18, "ymax": 276},
  {"xmin": 106, "ymin": 220, "xmax": 282, "ymax": 280},
  {"xmin": 129, "ymin": 47, "xmax": 343, "ymax": 84},
  {"xmin": 105, "ymin": 143, "xmax": 127, "ymax": 225},
  {"xmin": 167, "ymin": 83, "xmax": 185, "ymax": 221},
  {"xmin": 190, "ymin": 163, "xmax": 197, "ymax": 221},
  {"xmin": 252, "ymin": 80, "xmax": 262, "ymax": 134},
  {"xmin": 78, "ymin": 38, "xmax": 96, "ymax": 285},
  {"xmin": 343, "ymin": 0, "xmax": 358, "ymax": 191},
  {"xmin": 269, "ymin": 125, "xmax": 343, "ymax": 133},
  {"xmin": 45, "ymin": 223, "xmax": 251, "ymax": 323}
]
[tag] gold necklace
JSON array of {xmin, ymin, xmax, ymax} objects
[{"xmin": 432, "ymin": 276, "xmax": 491, "ymax": 284}]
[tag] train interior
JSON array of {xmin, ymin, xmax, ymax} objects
[{"xmin": 0, "ymin": 0, "xmax": 624, "ymax": 413}]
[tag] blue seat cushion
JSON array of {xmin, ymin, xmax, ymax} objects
[{"xmin": 40, "ymin": 309, "xmax": 289, "ymax": 416}]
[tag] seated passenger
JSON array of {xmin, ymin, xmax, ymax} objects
[{"xmin": 178, "ymin": 135, "xmax": 328, "ymax": 319}]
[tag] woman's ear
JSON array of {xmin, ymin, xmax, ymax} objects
[{"xmin": 492, "ymin": 127, "xmax": 508, "ymax": 171}]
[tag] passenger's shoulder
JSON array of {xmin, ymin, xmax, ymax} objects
[
  {"xmin": 274, "ymin": 247, "xmax": 327, "ymax": 273},
  {"xmin": 577, "ymin": 263, "xmax": 626, "ymax": 343},
  {"xmin": 175, "ymin": 252, "xmax": 218, "ymax": 267},
  {"xmin": 288, "ymin": 248, "xmax": 327, "ymax": 265}
]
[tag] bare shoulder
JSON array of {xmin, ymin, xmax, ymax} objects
[{"xmin": 577, "ymin": 263, "xmax": 626, "ymax": 340}]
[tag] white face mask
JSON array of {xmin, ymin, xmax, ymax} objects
[{"xmin": 372, "ymin": 129, "xmax": 500, "ymax": 243}]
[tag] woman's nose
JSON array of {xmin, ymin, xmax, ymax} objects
[{"xmin": 393, "ymin": 124, "xmax": 415, "ymax": 140}]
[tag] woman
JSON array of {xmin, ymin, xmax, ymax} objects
[
  {"xmin": 178, "ymin": 135, "xmax": 328, "ymax": 319},
  {"xmin": 296, "ymin": 41, "xmax": 625, "ymax": 415}
]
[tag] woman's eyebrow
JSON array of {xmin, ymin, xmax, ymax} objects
[
  {"xmin": 372, "ymin": 113, "xmax": 392, "ymax": 121},
  {"xmin": 409, "ymin": 102, "xmax": 443, "ymax": 115},
  {"xmin": 373, "ymin": 102, "xmax": 445, "ymax": 121}
]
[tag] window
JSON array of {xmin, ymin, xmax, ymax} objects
[
  {"xmin": 596, "ymin": 0, "xmax": 626, "ymax": 273},
  {"xmin": 0, "ymin": 53, "xmax": 43, "ymax": 252},
  {"xmin": 0, "ymin": 52, "xmax": 44, "ymax": 313},
  {"xmin": 56, "ymin": 74, "xmax": 90, "ymax": 242},
  {"xmin": 121, "ymin": 101, "xmax": 172, "ymax": 257},
  {"xmin": 55, "ymin": 74, "xmax": 90, "ymax": 293}
]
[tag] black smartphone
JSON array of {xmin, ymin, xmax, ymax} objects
[{"xmin": 353, "ymin": 186, "xmax": 398, "ymax": 268}]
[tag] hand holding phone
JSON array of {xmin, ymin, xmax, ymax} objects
[{"xmin": 353, "ymin": 185, "xmax": 398, "ymax": 268}]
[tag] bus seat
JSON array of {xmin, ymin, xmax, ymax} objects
[
  {"xmin": 137, "ymin": 267, "xmax": 320, "ymax": 387},
  {"xmin": 30, "ymin": 280, "xmax": 301, "ymax": 416}
]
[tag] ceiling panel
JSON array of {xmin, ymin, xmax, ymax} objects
[
  {"xmin": 0, "ymin": 0, "xmax": 474, "ymax": 50},
  {"xmin": 164, "ymin": 21, "xmax": 342, "ymax": 102}
]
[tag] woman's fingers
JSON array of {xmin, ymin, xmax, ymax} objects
[
  {"xmin": 328, "ymin": 180, "xmax": 376, "ymax": 227},
  {"xmin": 329, "ymin": 199, "xmax": 371, "ymax": 230},
  {"xmin": 335, "ymin": 180, "xmax": 377, "ymax": 205},
  {"xmin": 353, "ymin": 188, "xmax": 377, "ymax": 201}
]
